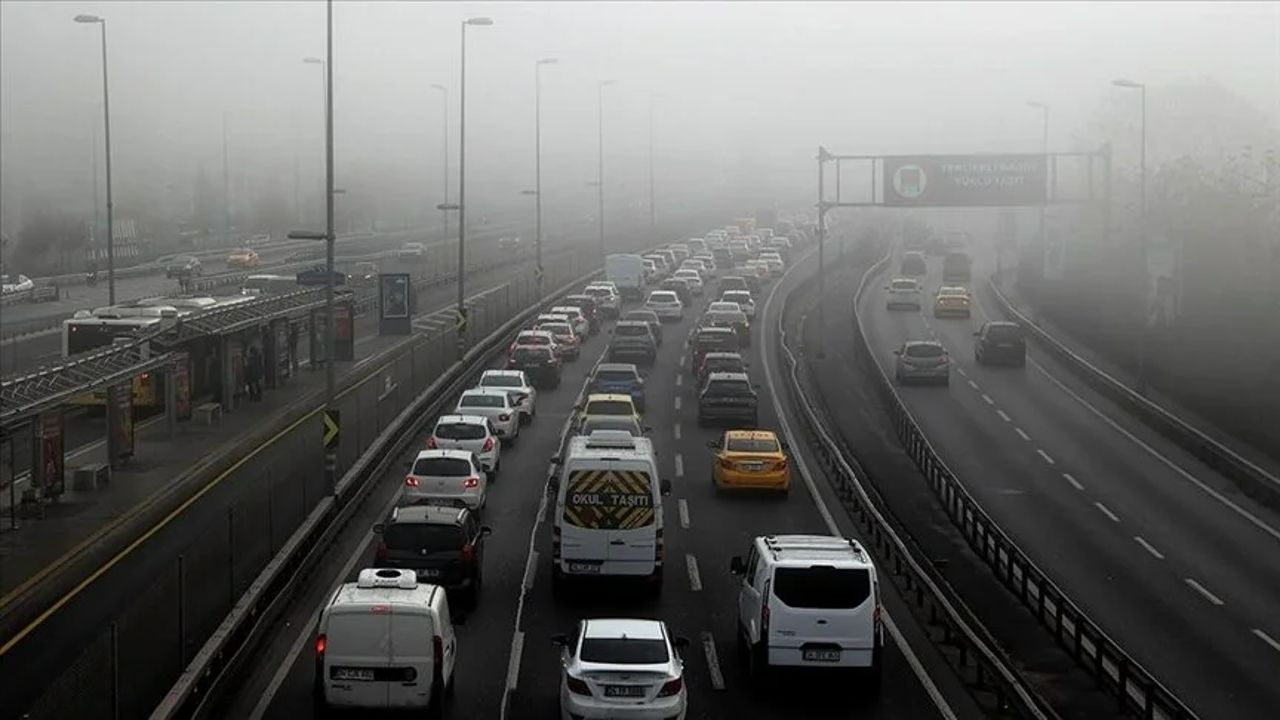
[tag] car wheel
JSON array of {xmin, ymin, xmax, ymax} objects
[{"xmin": 490, "ymin": 462, "xmax": 499, "ymax": 483}]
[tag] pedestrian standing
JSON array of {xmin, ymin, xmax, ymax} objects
[{"xmin": 246, "ymin": 346, "xmax": 264, "ymax": 401}]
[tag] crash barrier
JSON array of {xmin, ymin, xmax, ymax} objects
[
  {"xmin": 986, "ymin": 275, "xmax": 1280, "ymax": 511},
  {"xmin": 836, "ymin": 251, "xmax": 1197, "ymax": 719},
  {"xmin": 149, "ymin": 253, "xmax": 623, "ymax": 720},
  {"xmin": 8, "ymin": 257, "xmax": 588, "ymax": 720},
  {"xmin": 772, "ymin": 258, "xmax": 1055, "ymax": 720}
]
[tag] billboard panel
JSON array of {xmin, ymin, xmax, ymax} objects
[{"xmin": 883, "ymin": 154, "xmax": 1047, "ymax": 207}]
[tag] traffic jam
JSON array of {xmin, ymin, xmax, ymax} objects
[{"xmin": 310, "ymin": 216, "xmax": 886, "ymax": 719}]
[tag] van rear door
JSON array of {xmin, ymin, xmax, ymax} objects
[
  {"xmin": 324, "ymin": 607, "xmax": 393, "ymax": 708},
  {"xmin": 559, "ymin": 469, "xmax": 613, "ymax": 574},
  {"xmin": 386, "ymin": 606, "xmax": 434, "ymax": 708},
  {"xmin": 767, "ymin": 566, "xmax": 876, "ymax": 667},
  {"xmin": 603, "ymin": 469, "xmax": 658, "ymax": 575}
]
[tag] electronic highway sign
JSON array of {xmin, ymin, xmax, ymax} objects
[{"xmin": 883, "ymin": 154, "xmax": 1048, "ymax": 207}]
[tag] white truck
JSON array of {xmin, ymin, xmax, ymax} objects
[{"xmin": 605, "ymin": 253, "xmax": 647, "ymax": 301}]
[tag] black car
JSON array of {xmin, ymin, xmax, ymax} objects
[
  {"xmin": 696, "ymin": 351, "xmax": 747, "ymax": 388},
  {"xmin": 374, "ymin": 504, "xmax": 492, "ymax": 608},
  {"xmin": 623, "ymin": 309, "xmax": 663, "ymax": 346},
  {"xmin": 900, "ymin": 252, "xmax": 927, "ymax": 276},
  {"xmin": 507, "ymin": 345, "xmax": 562, "ymax": 388},
  {"xmin": 164, "ymin": 255, "xmax": 202, "ymax": 278},
  {"xmin": 661, "ymin": 277, "xmax": 693, "ymax": 306},
  {"xmin": 690, "ymin": 327, "xmax": 740, "ymax": 374},
  {"xmin": 697, "ymin": 372, "xmax": 758, "ymax": 427},
  {"xmin": 561, "ymin": 294, "xmax": 602, "ymax": 335},
  {"xmin": 974, "ymin": 321, "xmax": 1027, "ymax": 366}
]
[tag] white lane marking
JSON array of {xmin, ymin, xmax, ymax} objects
[
  {"xmin": 250, "ymin": 487, "xmax": 404, "ymax": 719},
  {"xmin": 674, "ymin": 396, "xmax": 682, "ymax": 411},
  {"xmin": 955, "ymin": 366, "xmax": 967, "ymax": 377},
  {"xmin": 1024, "ymin": 355, "xmax": 1280, "ymax": 545},
  {"xmin": 1014, "ymin": 427, "xmax": 1030, "ymax": 441},
  {"xmin": 700, "ymin": 631, "xmax": 726, "ymax": 691},
  {"xmin": 522, "ymin": 549, "xmax": 539, "ymax": 591},
  {"xmin": 1184, "ymin": 577, "xmax": 1224, "ymax": 606},
  {"xmin": 674, "ymin": 453, "xmax": 684, "ymax": 479},
  {"xmin": 675, "ymin": 374, "xmax": 683, "ymax": 387},
  {"xmin": 679, "ymin": 354, "xmax": 686, "ymax": 366},
  {"xmin": 967, "ymin": 379, "xmax": 979, "ymax": 391},
  {"xmin": 1134, "ymin": 536, "xmax": 1165, "ymax": 560},
  {"xmin": 1063, "ymin": 473, "xmax": 1084, "ymax": 491},
  {"xmin": 673, "ymin": 423, "xmax": 682, "ymax": 441},
  {"xmin": 678, "ymin": 498, "xmax": 690, "ymax": 529},
  {"xmin": 1252, "ymin": 628, "xmax": 1280, "ymax": 654},
  {"xmin": 1095, "ymin": 502, "xmax": 1120, "ymax": 523},
  {"xmin": 763, "ymin": 257, "xmax": 959, "ymax": 720},
  {"xmin": 996, "ymin": 409, "xmax": 1011, "ymax": 422},
  {"xmin": 1036, "ymin": 449, "xmax": 1055, "ymax": 465},
  {"xmin": 505, "ymin": 631, "xmax": 525, "ymax": 692},
  {"xmin": 686, "ymin": 554, "xmax": 702, "ymax": 591},
  {"xmin": 981, "ymin": 393, "xmax": 994, "ymax": 405}
]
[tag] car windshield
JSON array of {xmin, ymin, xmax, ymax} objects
[
  {"xmin": 585, "ymin": 287, "xmax": 611, "ymax": 298},
  {"xmin": 726, "ymin": 437, "xmax": 779, "ymax": 453},
  {"xmin": 892, "ymin": 280, "xmax": 917, "ymax": 290},
  {"xmin": 581, "ymin": 416, "xmax": 643, "ymax": 436},
  {"xmin": 708, "ymin": 303, "xmax": 738, "ymax": 312},
  {"xmin": 383, "ymin": 523, "xmax": 463, "ymax": 552},
  {"xmin": 585, "ymin": 400, "xmax": 633, "ymax": 416},
  {"xmin": 615, "ymin": 325, "xmax": 649, "ymax": 337},
  {"xmin": 518, "ymin": 335, "xmax": 550, "ymax": 345},
  {"xmin": 772, "ymin": 567, "xmax": 871, "ymax": 609},
  {"xmin": 411, "ymin": 457, "xmax": 471, "ymax": 476},
  {"xmin": 434, "ymin": 422, "xmax": 486, "ymax": 440},
  {"xmin": 579, "ymin": 637, "xmax": 669, "ymax": 665},
  {"xmin": 707, "ymin": 360, "xmax": 745, "ymax": 374},
  {"xmin": 596, "ymin": 369, "xmax": 638, "ymax": 383},
  {"xmin": 460, "ymin": 394, "xmax": 505, "ymax": 408},
  {"xmin": 696, "ymin": 332, "xmax": 736, "ymax": 347},
  {"xmin": 905, "ymin": 344, "xmax": 945, "ymax": 358},
  {"xmin": 481, "ymin": 375, "xmax": 522, "ymax": 388},
  {"xmin": 705, "ymin": 379, "xmax": 752, "ymax": 397}
]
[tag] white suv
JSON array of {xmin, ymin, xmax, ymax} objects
[
  {"xmin": 404, "ymin": 449, "xmax": 487, "ymax": 511},
  {"xmin": 477, "ymin": 369, "xmax": 537, "ymax": 423},
  {"xmin": 730, "ymin": 535, "xmax": 882, "ymax": 689}
]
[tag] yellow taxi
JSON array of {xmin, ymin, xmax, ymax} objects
[
  {"xmin": 227, "ymin": 247, "xmax": 260, "ymax": 268},
  {"xmin": 577, "ymin": 393, "xmax": 641, "ymax": 426},
  {"xmin": 708, "ymin": 429, "xmax": 790, "ymax": 494},
  {"xmin": 932, "ymin": 285, "xmax": 971, "ymax": 318}
]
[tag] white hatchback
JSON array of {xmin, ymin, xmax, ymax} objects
[
  {"xmin": 644, "ymin": 291, "xmax": 684, "ymax": 322},
  {"xmin": 477, "ymin": 369, "xmax": 537, "ymax": 423},
  {"xmin": 550, "ymin": 306, "xmax": 590, "ymax": 339},
  {"xmin": 671, "ymin": 269, "xmax": 704, "ymax": 296},
  {"xmin": 720, "ymin": 290, "xmax": 756, "ymax": 320},
  {"xmin": 556, "ymin": 618, "xmax": 688, "ymax": 720},
  {"xmin": 404, "ymin": 449, "xmax": 487, "ymax": 511},
  {"xmin": 455, "ymin": 388, "xmax": 521, "ymax": 444},
  {"xmin": 427, "ymin": 414, "xmax": 501, "ymax": 478}
]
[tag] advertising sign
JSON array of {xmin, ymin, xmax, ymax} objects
[
  {"xmin": 107, "ymin": 382, "xmax": 134, "ymax": 468},
  {"xmin": 883, "ymin": 154, "xmax": 1048, "ymax": 207},
  {"xmin": 378, "ymin": 273, "xmax": 412, "ymax": 336},
  {"xmin": 36, "ymin": 410, "xmax": 65, "ymax": 497},
  {"xmin": 173, "ymin": 352, "xmax": 192, "ymax": 420}
]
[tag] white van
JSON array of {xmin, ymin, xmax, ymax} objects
[
  {"xmin": 550, "ymin": 430, "xmax": 669, "ymax": 595},
  {"xmin": 313, "ymin": 568, "xmax": 458, "ymax": 713},
  {"xmin": 730, "ymin": 535, "xmax": 882, "ymax": 688},
  {"xmin": 605, "ymin": 253, "xmax": 647, "ymax": 301}
]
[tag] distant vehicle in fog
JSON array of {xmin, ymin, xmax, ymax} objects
[{"xmin": 942, "ymin": 252, "xmax": 971, "ymax": 282}]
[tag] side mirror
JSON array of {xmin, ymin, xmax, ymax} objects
[
  {"xmin": 673, "ymin": 636, "xmax": 691, "ymax": 651},
  {"xmin": 729, "ymin": 556, "xmax": 746, "ymax": 575},
  {"xmin": 781, "ymin": 442, "xmax": 790, "ymax": 451},
  {"xmin": 706, "ymin": 440, "xmax": 719, "ymax": 450},
  {"xmin": 551, "ymin": 633, "xmax": 569, "ymax": 647},
  {"xmin": 660, "ymin": 479, "xmax": 673, "ymax": 495},
  {"xmin": 480, "ymin": 526, "xmax": 493, "ymax": 536},
  {"xmin": 372, "ymin": 523, "xmax": 385, "ymax": 534}
]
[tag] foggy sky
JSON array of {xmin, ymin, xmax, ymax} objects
[{"xmin": 1, "ymin": 1, "xmax": 1276, "ymax": 233}]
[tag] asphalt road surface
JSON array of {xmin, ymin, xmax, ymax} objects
[{"xmin": 847, "ymin": 242, "xmax": 1280, "ymax": 719}]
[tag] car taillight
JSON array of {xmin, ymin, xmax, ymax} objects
[
  {"xmin": 405, "ymin": 475, "xmax": 420, "ymax": 487},
  {"xmin": 482, "ymin": 437, "xmax": 495, "ymax": 452},
  {"xmin": 775, "ymin": 458, "xmax": 788, "ymax": 471},
  {"xmin": 657, "ymin": 677, "xmax": 684, "ymax": 697},
  {"xmin": 463, "ymin": 476, "xmax": 480, "ymax": 489},
  {"xmin": 566, "ymin": 676, "xmax": 592, "ymax": 696},
  {"xmin": 939, "ymin": 355, "xmax": 950, "ymax": 364},
  {"xmin": 315, "ymin": 634, "xmax": 327, "ymax": 657},
  {"xmin": 461, "ymin": 544, "xmax": 475, "ymax": 564},
  {"xmin": 498, "ymin": 413, "xmax": 510, "ymax": 422},
  {"xmin": 375, "ymin": 540, "xmax": 388, "ymax": 563},
  {"xmin": 426, "ymin": 436, "xmax": 438, "ymax": 449}
]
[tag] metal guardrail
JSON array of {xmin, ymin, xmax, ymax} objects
[
  {"xmin": 986, "ymin": 276, "xmax": 1280, "ymax": 511},
  {"xmin": 844, "ymin": 249, "xmax": 1198, "ymax": 720},
  {"xmin": 773, "ymin": 256, "xmax": 1055, "ymax": 720}
]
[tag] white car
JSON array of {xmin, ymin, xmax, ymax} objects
[
  {"xmin": 478, "ymin": 369, "xmax": 537, "ymax": 423},
  {"xmin": 885, "ymin": 277, "xmax": 923, "ymax": 310},
  {"xmin": 550, "ymin": 306, "xmax": 590, "ymax": 339},
  {"xmin": 692, "ymin": 254, "xmax": 718, "ymax": 278},
  {"xmin": 455, "ymin": 388, "xmax": 521, "ymax": 443},
  {"xmin": 511, "ymin": 329, "xmax": 561, "ymax": 357},
  {"xmin": 556, "ymin": 618, "xmax": 688, "ymax": 720},
  {"xmin": 644, "ymin": 290, "xmax": 683, "ymax": 322},
  {"xmin": 706, "ymin": 301, "xmax": 741, "ymax": 315},
  {"xmin": 428, "ymin": 414, "xmax": 501, "ymax": 478},
  {"xmin": 584, "ymin": 284, "xmax": 621, "ymax": 318},
  {"xmin": 758, "ymin": 253, "xmax": 785, "ymax": 277},
  {"xmin": 398, "ymin": 242, "xmax": 427, "ymax": 258},
  {"xmin": 1, "ymin": 273, "xmax": 34, "ymax": 295},
  {"xmin": 671, "ymin": 270, "xmax": 703, "ymax": 296},
  {"xmin": 720, "ymin": 290, "xmax": 756, "ymax": 320},
  {"xmin": 404, "ymin": 449, "xmax": 488, "ymax": 511}
]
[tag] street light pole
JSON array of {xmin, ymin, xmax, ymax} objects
[
  {"xmin": 534, "ymin": 58, "xmax": 558, "ymax": 298},
  {"xmin": 430, "ymin": 84, "xmax": 449, "ymax": 240},
  {"xmin": 458, "ymin": 17, "xmax": 493, "ymax": 351},
  {"xmin": 75, "ymin": 14, "xmax": 115, "ymax": 304},
  {"xmin": 597, "ymin": 80, "xmax": 615, "ymax": 261},
  {"xmin": 1113, "ymin": 78, "xmax": 1148, "ymax": 392}
]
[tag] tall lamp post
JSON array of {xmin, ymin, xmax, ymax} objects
[
  {"xmin": 1113, "ymin": 78, "xmax": 1148, "ymax": 392},
  {"xmin": 430, "ymin": 83, "xmax": 449, "ymax": 240},
  {"xmin": 533, "ymin": 58, "xmax": 558, "ymax": 297},
  {"xmin": 457, "ymin": 17, "xmax": 493, "ymax": 351},
  {"xmin": 1026, "ymin": 101, "xmax": 1050, "ymax": 279},
  {"xmin": 596, "ymin": 80, "xmax": 616, "ymax": 261},
  {"xmin": 74, "ymin": 14, "xmax": 115, "ymax": 304}
]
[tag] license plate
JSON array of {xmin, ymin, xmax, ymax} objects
[
  {"xmin": 567, "ymin": 562, "xmax": 602, "ymax": 574},
  {"xmin": 603, "ymin": 685, "xmax": 647, "ymax": 698},
  {"xmin": 802, "ymin": 648, "xmax": 841, "ymax": 662},
  {"xmin": 332, "ymin": 667, "xmax": 375, "ymax": 681},
  {"xmin": 740, "ymin": 462, "xmax": 764, "ymax": 471},
  {"xmin": 417, "ymin": 568, "xmax": 441, "ymax": 578}
]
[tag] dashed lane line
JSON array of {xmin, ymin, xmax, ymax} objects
[
  {"xmin": 1184, "ymin": 577, "xmax": 1225, "ymax": 606},
  {"xmin": 1252, "ymin": 628, "xmax": 1280, "ymax": 654},
  {"xmin": 1063, "ymin": 473, "xmax": 1084, "ymax": 491},
  {"xmin": 1134, "ymin": 536, "xmax": 1165, "ymax": 560},
  {"xmin": 676, "ymin": 374, "xmax": 683, "ymax": 387},
  {"xmin": 673, "ymin": 423, "xmax": 681, "ymax": 440},
  {"xmin": 674, "ymin": 453, "xmax": 685, "ymax": 479},
  {"xmin": 1014, "ymin": 427, "xmax": 1030, "ymax": 441},
  {"xmin": 955, "ymin": 366, "xmax": 967, "ymax": 377},
  {"xmin": 700, "ymin": 631, "xmax": 726, "ymax": 691},
  {"xmin": 1036, "ymin": 449, "xmax": 1055, "ymax": 465},
  {"xmin": 981, "ymin": 393, "xmax": 994, "ymax": 405},
  {"xmin": 674, "ymin": 396, "xmax": 682, "ymax": 411},
  {"xmin": 686, "ymin": 554, "xmax": 703, "ymax": 592},
  {"xmin": 996, "ymin": 409, "xmax": 1011, "ymax": 422},
  {"xmin": 967, "ymin": 379, "xmax": 979, "ymax": 391},
  {"xmin": 678, "ymin": 499, "xmax": 690, "ymax": 529},
  {"xmin": 1095, "ymin": 502, "xmax": 1120, "ymax": 523}
]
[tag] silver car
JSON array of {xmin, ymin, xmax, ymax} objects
[
  {"xmin": 455, "ymin": 388, "xmax": 521, "ymax": 443},
  {"xmin": 893, "ymin": 340, "xmax": 950, "ymax": 385},
  {"xmin": 403, "ymin": 449, "xmax": 487, "ymax": 511},
  {"xmin": 478, "ymin": 369, "xmax": 538, "ymax": 424}
]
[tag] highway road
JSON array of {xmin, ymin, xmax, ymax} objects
[
  {"xmin": 219, "ymin": 254, "xmax": 966, "ymax": 719},
  {"xmin": 844, "ymin": 242, "xmax": 1280, "ymax": 719}
]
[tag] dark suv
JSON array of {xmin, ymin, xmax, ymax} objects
[
  {"xmin": 974, "ymin": 321, "xmax": 1026, "ymax": 366},
  {"xmin": 561, "ymin": 294, "xmax": 602, "ymax": 335},
  {"xmin": 608, "ymin": 321, "xmax": 658, "ymax": 365},
  {"xmin": 697, "ymin": 351, "xmax": 748, "ymax": 388},
  {"xmin": 507, "ymin": 345, "xmax": 562, "ymax": 388},
  {"xmin": 697, "ymin": 372, "xmax": 758, "ymax": 427},
  {"xmin": 690, "ymin": 327, "xmax": 740, "ymax": 375},
  {"xmin": 374, "ymin": 504, "xmax": 492, "ymax": 608}
]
